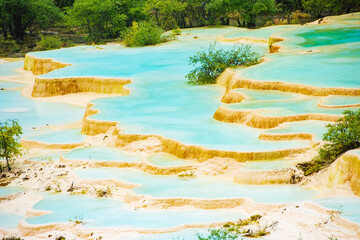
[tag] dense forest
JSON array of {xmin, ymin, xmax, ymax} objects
[{"xmin": 0, "ymin": 0, "xmax": 359, "ymax": 55}]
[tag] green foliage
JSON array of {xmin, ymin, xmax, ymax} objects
[
  {"xmin": 301, "ymin": 0, "xmax": 359, "ymax": 17},
  {"xmin": 67, "ymin": 0, "xmax": 126, "ymax": 42},
  {"xmin": 0, "ymin": 119, "xmax": 22, "ymax": 172},
  {"xmin": 123, "ymin": 21, "xmax": 166, "ymax": 47},
  {"xmin": 0, "ymin": 37, "xmax": 21, "ymax": 56},
  {"xmin": 186, "ymin": 44, "xmax": 261, "ymax": 85},
  {"xmin": 297, "ymin": 109, "xmax": 360, "ymax": 175},
  {"xmin": 36, "ymin": 35, "xmax": 63, "ymax": 51},
  {"xmin": 0, "ymin": 0, "xmax": 62, "ymax": 41},
  {"xmin": 197, "ymin": 228, "xmax": 239, "ymax": 240}
]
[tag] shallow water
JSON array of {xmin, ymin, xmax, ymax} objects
[
  {"xmin": 265, "ymin": 120, "xmax": 329, "ymax": 140},
  {"xmin": 314, "ymin": 197, "xmax": 360, "ymax": 223},
  {"xmin": 0, "ymin": 90, "xmax": 84, "ymax": 138},
  {"xmin": 27, "ymin": 193, "xmax": 245, "ymax": 228},
  {"xmin": 64, "ymin": 146, "xmax": 143, "ymax": 162},
  {"xmin": 243, "ymin": 159, "xmax": 297, "ymax": 170},
  {"xmin": 0, "ymin": 60, "xmax": 23, "ymax": 77},
  {"xmin": 75, "ymin": 168, "xmax": 316, "ymax": 202},
  {"xmin": 26, "ymin": 30, "xmax": 313, "ymax": 152},
  {"xmin": 25, "ymin": 128, "xmax": 86, "ymax": 144},
  {"xmin": 0, "ymin": 212, "xmax": 23, "ymax": 229}
]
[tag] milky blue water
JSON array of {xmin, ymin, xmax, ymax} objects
[
  {"xmin": 26, "ymin": 29, "xmax": 311, "ymax": 152},
  {"xmin": 314, "ymin": 197, "xmax": 360, "ymax": 224},
  {"xmin": 0, "ymin": 90, "xmax": 84, "ymax": 138},
  {"xmin": 25, "ymin": 128, "xmax": 86, "ymax": 144},
  {"xmin": 64, "ymin": 147, "xmax": 143, "ymax": 162},
  {"xmin": 265, "ymin": 120, "xmax": 329, "ymax": 140},
  {"xmin": 0, "ymin": 212, "xmax": 23, "ymax": 229},
  {"xmin": 0, "ymin": 60, "xmax": 23, "ymax": 76},
  {"xmin": 0, "ymin": 187, "xmax": 25, "ymax": 196},
  {"xmin": 227, "ymin": 97, "xmax": 358, "ymax": 117},
  {"xmin": 0, "ymin": 81, "xmax": 25, "ymax": 89},
  {"xmin": 75, "ymin": 168, "xmax": 316, "ymax": 202},
  {"xmin": 27, "ymin": 193, "xmax": 245, "ymax": 228},
  {"xmin": 322, "ymin": 95, "xmax": 360, "ymax": 106}
]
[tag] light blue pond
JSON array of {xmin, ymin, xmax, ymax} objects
[
  {"xmin": 265, "ymin": 120, "xmax": 329, "ymax": 140},
  {"xmin": 0, "ymin": 187, "xmax": 25, "ymax": 196},
  {"xmin": 322, "ymin": 95, "xmax": 360, "ymax": 106},
  {"xmin": 25, "ymin": 128, "xmax": 86, "ymax": 144},
  {"xmin": 297, "ymin": 26, "xmax": 360, "ymax": 48},
  {"xmin": 27, "ymin": 193, "xmax": 245, "ymax": 228},
  {"xmin": 0, "ymin": 60, "xmax": 23, "ymax": 76},
  {"xmin": 240, "ymin": 42, "xmax": 360, "ymax": 88},
  {"xmin": 64, "ymin": 147, "xmax": 143, "ymax": 162},
  {"xmin": 314, "ymin": 197, "xmax": 360, "ymax": 224},
  {"xmin": 26, "ymin": 29, "xmax": 311, "ymax": 152},
  {"xmin": 227, "ymin": 97, "xmax": 358, "ymax": 116},
  {"xmin": 0, "ymin": 90, "xmax": 84, "ymax": 138},
  {"xmin": 0, "ymin": 80, "xmax": 25, "ymax": 89},
  {"xmin": 147, "ymin": 153, "xmax": 194, "ymax": 167},
  {"xmin": 224, "ymin": 25, "xmax": 296, "ymax": 40},
  {"xmin": 75, "ymin": 168, "xmax": 316, "ymax": 203},
  {"xmin": 232, "ymin": 88, "xmax": 297, "ymax": 101},
  {"xmin": 0, "ymin": 212, "xmax": 23, "ymax": 229}
]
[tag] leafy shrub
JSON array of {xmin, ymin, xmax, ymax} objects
[
  {"xmin": 297, "ymin": 109, "xmax": 360, "ymax": 175},
  {"xmin": 36, "ymin": 35, "xmax": 62, "ymax": 51},
  {"xmin": 186, "ymin": 44, "xmax": 261, "ymax": 85},
  {"xmin": 172, "ymin": 27, "xmax": 182, "ymax": 35},
  {"xmin": 123, "ymin": 21, "xmax": 165, "ymax": 47},
  {"xmin": 196, "ymin": 228, "xmax": 239, "ymax": 240},
  {"xmin": 0, "ymin": 37, "xmax": 21, "ymax": 56}
]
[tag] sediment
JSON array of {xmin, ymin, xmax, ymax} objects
[
  {"xmin": 60, "ymin": 157, "xmax": 193, "ymax": 175},
  {"xmin": 217, "ymin": 35, "xmax": 268, "ymax": 44},
  {"xmin": 213, "ymin": 106, "xmax": 340, "ymax": 129},
  {"xmin": 32, "ymin": 76, "xmax": 131, "ymax": 97},
  {"xmin": 221, "ymin": 90, "xmax": 246, "ymax": 103},
  {"xmin": 21, "ymin": 139, "xmax": 84, "ymax": 150},
  {"xmin": 217, "ymin": 68, "xmax": 360, "ymax": 97},
  {"xmin": 234, "ymin": 168, "xmax": 303, "ymax": 185},
  {"xmin": 328, "ymin": 150, "xmax": 360, "ymax": 196},
  {"xmin": 268, "ymin": 36, "xmax": 284, "ymax": 53},
  {"xmin": 258, "ymin": 132, "xmax": 314, "ymax": 141},
  {"xmin": 24, "ymin": 54, "xmax": 70, "ymax": 75}
]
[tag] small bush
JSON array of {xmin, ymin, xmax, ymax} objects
[
  {"xmin": 172, "ymin": 27, "xmax": 182, "ymax": 35},
  {"xmin": 297, "ymin": 109, "xmax": 360, "ymax": 175},
  {"xmin": 186, "ymin": 44, "xmax": 261, "ymax": 85},
  {"xmin": 36, "ymin": 35, "xmax": 62, "ymax": 51},
  {"xmin": 196, "ymin": 228, "xmax": 239, "ymax": 240},
  {"xmin": 0, "ymin": 37, "xmax": 21, "ymax": 56},
  {"xmin": 123, "ymin": 21, "xmax": 165, "ymax": 47}
]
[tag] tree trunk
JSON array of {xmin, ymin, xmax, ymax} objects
[{"xmin": 5, "ymin": 157, "xmax": 11, "ymax": 171}]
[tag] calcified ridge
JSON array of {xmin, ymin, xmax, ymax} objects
[
  {"xmin": 213, "ymin": 106, "xmax": 340, "ymax": 129},
  {"xmin": 328, "ymin": 151, "xmax": 360, "ymax": 196}
]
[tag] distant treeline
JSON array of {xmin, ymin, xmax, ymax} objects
[{"xmin": 0, "ymin": 0, "xmax": 359, "ymax": 44}]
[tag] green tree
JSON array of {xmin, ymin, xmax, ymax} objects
[
  {"xmin": 143, "ymin": 0, "xmax": 186, "ymax": 30},
  {"xmin": 115, "ymin": 0, "xmax": 147, "ymax": 27},
  {"xmin": 0, "ymin": 119, "xmax": 22, "ymax": 172},
  {"xmin": 298, "ymin": 109, "xmax": 360, "ymax": 175},
  {"xmin": 67, "ymin": 0, "xmax": 126, "ymax": 42},
  {"xmin": 53, "ymin": 0, "xmax": 75, "ymax": 9},
  {"xmin": 0, "ymin": 0, "xmax": 62, "ymax": 41},
  {"xmin": 302, "ymin": 0, "xmax": 328, "ymax": 17},
  {"xmin": 186, "ymin": 44, "xmax": 261, "ymax": 85},
  {"xmin": 234, "ymin": 0, "xmax": 278, "ymax": 27}
]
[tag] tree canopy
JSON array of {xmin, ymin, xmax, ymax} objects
[
  {"xmin": 0, "ymin": 119, "xmax": 22, "ymax": 172},
  {"xmin": 67, "ymin": 0, "xmax": 126, "ymax": 42},
  {"xmin": 186, "ymin": 44, "xmax": 261, "ymax": 85},
  {"xmin": 0, "ymin": 0, "xmax": 62, "ymax": 41}
]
